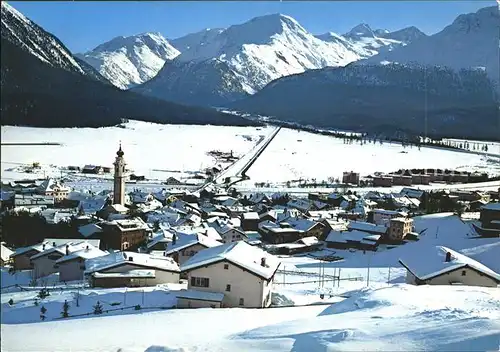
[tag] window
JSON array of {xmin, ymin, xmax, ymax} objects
[
  {"xmin": 461, "ymin": 270, "xmax": 466, "ymax": 276},
  {"xmin": 226, "ymin": 284, "xmax": 231, "ymax": 292},
  {"xmin": 224, "ymin": 264, "xmax": 229, "ymax": 270},
  {"xmin": 239, "ymin": 298, "xmax": 244, "ymax": 306},
  {"xmin": 191, "ymin": 277, "xmax": 209, "ymax": 288}
]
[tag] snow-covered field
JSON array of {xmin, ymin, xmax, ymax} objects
[
  {"xmin": 0, "ymin": 121, "xmax": 272, "ymax": 182},
  {"xmin": 243, "ymin": 128, "xmax": 500, "ymax": 185},
  {"xmin": 2, "ymin": 121, "xmax": 499, "ymax": 187},
  {"xmin": 2, "ymin": 214, "xmax": 499, "ymax": 351}
]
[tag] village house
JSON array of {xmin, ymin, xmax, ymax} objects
[
  {"xmin": 347, "ymin": 221, "xmax": 388, "ymax": 236},
  {"xmin": 474, "ymin": 202, "xmax": 500, "ymax": 237},
  {"xmin": 85, "ymin": 251, "xmax": 180, "ymax": 288},
  {"xmin": 98, "ymin": 218, "xmax": 150, "ymax": 251},
  {"xmin": 178, "ymin": 241, "xmax": 281, "ymax": 308},
  {"xmin": 30, "ymin": 240, "xmax": 101, "ymax": 279},
  {"xmin": 164, "ymin": 233, "xmax": 223, "ymax": 266},
  {"xmin": 258, "ymin": 221, "xmax": 304, "ymax": 244},
  {"xmin": 38, "ymin": 178, "xmax": 71, "ymax": 202},
  {"xmin": 368, "ymin": 209, "xmax": 408, "ymax": 226},
  {"xmin": 390, "ymin": 174, "xmax": 413, "ymax": 186},
  {"xmin": 342, "ymin": 171, "xmax": 360, "ymax": 185},
  {"xmin": 285, "ymin": 218, "xmax": 325, "ymax": 239},
  {"xmin": 399, "ymin": 246, "xmax": 500, "ymax": 288},
  {"xmin": 55, "ymin": 244, "xmax": 107, "ymax": 282},
  {"xmin": 372, "ymin": 175, "xmax": 393, "ymax": 187},
  {"xmin": 411, "ymin": 174, "xmax": 431, "ymax": 185},
  {"xmin": 81, "ymin": 165, "xmax": 104, "ymax": 174},
  {"xmin": 96, "ymin": 203, "xmax": 129, "ymax": 220},
  {"xmin": 267, "ymin": 236, "xmax": 322, "ymax": 255},
  {"xmin": 14, "ymin": 194, "xmax": 54, "ymax": 209},
  {"xmin": 218, "ymin": 227, "xmax": 248, "ymax": 243},
  {"xmin": 240, "ymin": 212, "xmax": 260, "ymax": 231},
  {"xmin": 325, "ymin": 230, "xmax": 380, "ymax": 251},
  {"xmin": 386, "ymin": 217, "xmax": 414, "ymax": 242},
  {"xmin": 10, "ymin": 239, "xmax": 72, "ymax": 270}
]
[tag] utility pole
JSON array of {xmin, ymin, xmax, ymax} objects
[{"xmin": 387, "ymin": 267, "xmax": 391, "ymax": 285}]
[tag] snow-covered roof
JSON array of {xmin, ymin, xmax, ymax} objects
[
  {"xmin": 30, "ymin": 240, "xmax": 101, "ymax": 260},
  {"xmin": 372, "ymin": 209, "xmax": 407, "ymax": 216},
  {"xmin": 78, "ymin": 223, "xmax": 103, "ymax": 238},
  {"xmin": 55, "ymin": 244, "xmax": 107, "ymax": 264},
  {"xmin": 348, "ymin": 221, "xmax": 387, "ymax": 234},
  {"xmin": 181, "ymin": 241, "xmax": 281, "ymax": 280},
  {"xmin": 106, "ymin": 217, "xmax": 149, "ymax": 231},
  {"xmin": 92, "ymin": 270, "xmax": 155, "ymax": 279},
  {"xmin": 1, "ymin": 243, "xmax": 14, "ymax": 262},
  {"xmin": 285, "ymin": 218, "xmax": 320, "ymax": 232},
  {"xmin": 242, "ymin": 212, "xmax": 260, "ymax": 220},
  {"xmin": 296, "ymin": 236, "xmax": 319, "ymax": 246},
  {"xmin": 165, "ymin": 233, "xmax": 223, "ymax": 255},
  {"xmin": 85, "ymin": 251, "xmax": 180, "ymax": 274},
  {"xmin": 399, "ymin": 246, "xmax": 500, "ymax": 282},
  {"xmin": 481, "ymin": 203, "xmax": 500, "ymax": 211},
  {"xmin": 176, "ymin": 289, "xmax": 224, "ymax": 302}
]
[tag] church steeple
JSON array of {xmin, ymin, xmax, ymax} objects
[{"xmin": 113, "ymin": 142, "xmax": 126, "ymax": 205}]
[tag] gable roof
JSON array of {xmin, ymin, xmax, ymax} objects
[
  {"xmin": 1, "ymin": 243, "xmax": 14, "ymax": 262},
  {"xmin": 164, "ymin": 233, "xmax": 222, "ymax": 255},
  {"xmin": 85, "ymin": 251, "xmax": 180, "ymax": 274},
  {"xmin": 181, "ymin": 241, "xmax": 280, "ymax": 280},
  {"xmin": 55, "ymin": 244, "xmax": 107, "ymax": 264},
  {"xmin": 348, "ymin": 221, "xmax": 387, "ymax": 234},
  {"xmin": 399, "ymin": 246, "xmax": 500, "ymax": 283},
  {"xmin": 30, "ymin": 240, "xmax": 101, "ymax": 260}
]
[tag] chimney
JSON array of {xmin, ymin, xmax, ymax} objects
[
  {"xmin": 445, "ymin": 252, "xmax": 451, "ymax": 262},
  {"xmin": 42, "ymin": 243, "xmax": 46, "ymax": 250},
  {"xmin": 128, "ymin": 256, "xmax": 133, "ymax": 262},
  {"xmin": 52, "ymin": 242, "xmax": 56, "ymax": 247},
  {"xmin": 172, "ymin": 234, "xmax": 177, "ymax": 245},
  {"xmin": 66, "ymin": 244, "xmax": 70, "ymax": 255},
  {"xmin": 261, "ymin": 257, "xmax": 266, "ymax": 267},
  {"xmin": 85, "ymin": 245, "xmax": 89, "ymax": 251}
]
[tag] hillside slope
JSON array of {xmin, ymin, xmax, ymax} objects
[{"xmin": 230, "ymin": 63, "xmax": 499, "ymax": 140}]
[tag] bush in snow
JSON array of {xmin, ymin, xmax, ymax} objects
[
  {"xmin": 61, "ymin": 300, "xmax": 70, "ymax": 318},
  {"xmin": 40, "ymin": 306, "xmax": 47, "ymax": 321},
  {"xmin": 38, "ymin": 287, "xmax": 50, "ymax": 299},
  {"xmin": 93, "ymin": 301, "xmax": 103, "ymax": 315},
  {"xmin": 34, "ymin": 299, "xmax": 39, "ymax": 306},
  {"xmin": 134, "ymin": 305, "xmax": 141, "ymax": 310}
]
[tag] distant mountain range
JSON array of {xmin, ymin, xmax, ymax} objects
[
  {"xmin": 2, "ymin": 2, "xmax": 498, "ymax": 139},
  {"xmin": 131, "ymin": 14, "xmax": 426, "ymax": 105},
  {"xmin": 0, "ymin": 2, "xmax": 251, "ymax": 128}
]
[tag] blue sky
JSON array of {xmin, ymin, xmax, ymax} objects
[{"xmin": 9, "ymin": 1, "xmax": 493, "ymax": 53}]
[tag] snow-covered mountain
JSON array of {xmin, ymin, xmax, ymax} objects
[
  {"xmin": 135, "ymin": 58, "xmax": 251, "ymax": 106},
  {"xmin": 363, "ymin": 6, "xmax": 499, "ymax": 84},
  {"xmin": 317, "ymin": 24, "xmax": 426, "ymax": 58},
  {"xmin": 0, "ymin": 2, "xmax": 108, "ymax": 84},
  {"xmin": 77, "ymin": 32, "xmax": 180, "ymax": 89},
  {"xmin": 1, "ymin": 3, "xmax": 250, "ymax": 128},
  {"xmin": 135, "ymin": 14, "xmax": 372, "ymax": 106},
  {"xmin": 170, "ymin": 28, "xmax": 225, "ymax": 52}
]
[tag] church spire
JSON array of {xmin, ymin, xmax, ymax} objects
[{"xmin": 116, "ymin": 142, "xmax": 124, "ymax": 157}]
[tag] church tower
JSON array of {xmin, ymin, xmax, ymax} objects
[{"xmin": 113, "ymin": 143, "xmax": 126, "ymax": 205}]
